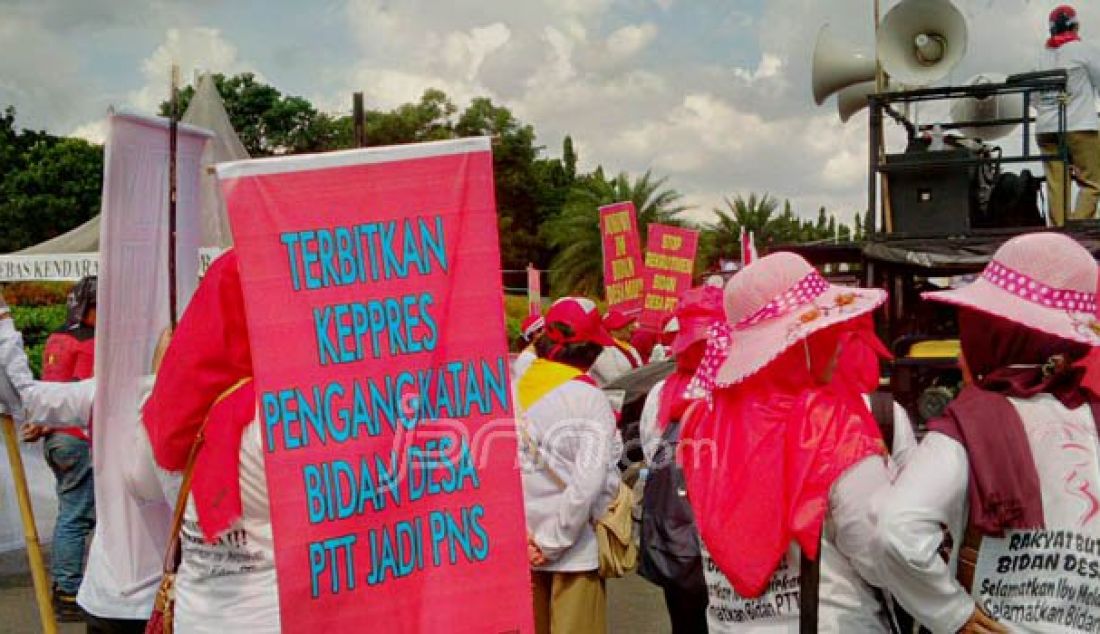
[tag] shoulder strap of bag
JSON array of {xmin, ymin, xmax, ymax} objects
[
  {"xmin": 956, "ymin": 521, "xmax": 984, "ymax": 593},
  {"xmin": 650, "ymin": 400, "xmax": 699, "ymax": 466},
  {"xmin": 160, "ymin": 377, "xmax": 252, "ymax": 575},
  {"xmin": 870, "ymin": 391, "xmax": 895, "ymax": 453}
]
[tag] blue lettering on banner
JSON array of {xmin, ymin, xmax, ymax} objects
[
  {"xmin": 277, "ymin": 216, "xmax": 448, "ymax": 290},
  {"xmin": 309, "ymin": 534, "xmax": 357, "ymax": 598},
  {"xmin": 261, "ymin": 357, "xmax": 510, "ymax": 453}
]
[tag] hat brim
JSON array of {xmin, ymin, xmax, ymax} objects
[
  {"xmin": 715, "ymin": 286, "xmax": 887, "ymax": 386},
  {"xmin": 924, "ymin": 278, "xmax": 1100, "ymax": 346}
]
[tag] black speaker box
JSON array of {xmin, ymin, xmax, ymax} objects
[{"xmin": 884, "ymin": 148, "xmax": 975, "ymax": 235}]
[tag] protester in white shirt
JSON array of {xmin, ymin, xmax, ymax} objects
[
  {"xmin": 640, "ymin": 338, "xmax": 918, "ymax": 634},
  {"xmin": 877, "ymin": 233, "xmax": 1100, "ymax": 634},
  {"xmin": 0, "ymin": 300, "xmax": 159, "ymax": 634},
  {"xmin": 141, "ymin": 250, "xmax": 278, "ymax": 634},
  {"xmin": 589, "ymin": 309, "xmax": 643, "ymax": 387},
  {"xmin": 517, "ymin": 297, "xmax": 622, "ymax": 634},
  {"xmin": 1036, "ymin": 5, "xmax": 1100, "ymax": 224},
  {"xmin": 681, "ymin": 252, "xmax": 895, "ymax": 633}
]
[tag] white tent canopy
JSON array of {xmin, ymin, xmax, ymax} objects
[{"xmin": 0, "ymin": 73, "xmax": 246, "ymax": 282}]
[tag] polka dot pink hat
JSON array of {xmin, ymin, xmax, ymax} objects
[
  {"xmin": 704, "ymin": 251, "xmax": 887, "ymax": 387},
  {"xmin": 924, "ymin": 232, "xmax": 1100, "ymax": 345}
]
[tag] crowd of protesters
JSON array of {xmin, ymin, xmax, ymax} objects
[{"xmin": 2, "ymin": 229, "xmax": 1100, "ymax": 634}]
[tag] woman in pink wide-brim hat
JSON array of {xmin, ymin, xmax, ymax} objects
[
  {"xmin": 682, "ymin": 251, "xmax": 898, "ymax": 632},
  {"xmin": 877, "ymin": 232, "xmax": 1100, "ymax": 633}
]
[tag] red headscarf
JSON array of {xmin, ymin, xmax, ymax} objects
[
  {"xmin": 143, "ymin": 251, "xmax": 256, "ymax": 542},
  {"xmin": 681, "ymin": 320, "xmax": 886, "ymax": 597},
  {"xmin": 810, "ymin": 313, "xmax": 892, "ymax": 396},
  {"xmin": 656, "ymin": 342, "xmax": 705, "ymax": 430},
  {"xmin": 656, "ymin": 286, "xmax": 726, "ymax": 430}
]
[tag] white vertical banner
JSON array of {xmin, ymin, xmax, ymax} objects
[{"xmin": 83, "ymin": 112, "xmax": 209, "ymax": 613}]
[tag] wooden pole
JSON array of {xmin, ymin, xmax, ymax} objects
[
  {"xmin": 168, "ymin": 65, "xmax": 180, "ymax": 329},
  {"xmin": 1, "ymin": 415, "xmax": 57, "ymax": 634},
  {"xmin": 353, "ymin": 92, "xmax": 366, "ymax": 148}
]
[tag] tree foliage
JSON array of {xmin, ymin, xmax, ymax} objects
[
  {"xmin": 4, "ymin": 73, "xmax": 871, "ymax": 299},
  {"xmin": 544, "ymin": 169, "xmax": 686, "ymax": 295},
  {"xmin": 165, "ymin": 72, "xmax": 341, "ymax": 156},
  {"xmin": 698, "ymin": 193, "xmax": 859, "ymax": 268},
  {"xmin": 0, "ymin": 106, "xmax": 103, "ymax": 252}
]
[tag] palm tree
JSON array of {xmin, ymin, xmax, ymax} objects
[
  {"xmin": 544, "ymin": 169, "xmax": 687, "ymax": 296},
  {"xmin": 699, "ymin": 193, "xmax": 780, "ymax": 266}
]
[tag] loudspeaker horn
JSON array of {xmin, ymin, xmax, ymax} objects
[
  {"xmin": 812, "ymin": 24, "xmax": 877, "ymax": 105},
  {"xmin": 837, "ymin": 81, "xmax": 878, "ymax": 122},
  {"xmin": 950, "ymin": 73, "xmax": 1024, "ymax": 141},
  {"xmin": 877, "ymin": 0, "xmax": 968, "ymax": 86}
]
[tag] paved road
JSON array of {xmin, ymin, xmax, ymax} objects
[{"xmin": 1, "ymin": 550, "xmax": 669, "ymax": 633}]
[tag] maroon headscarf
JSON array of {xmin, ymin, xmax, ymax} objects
[
  {"xmin": 931, "ymin": 308, "xmax": 1100, "ymax": 534},
  {"xmin": 960, "ymin": 308, "xmax": 1092, "ymax": 406}
]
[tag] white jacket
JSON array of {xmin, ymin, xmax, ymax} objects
[
  {"xmin": 877, "ymin": 394, "xmax": 1100, "ymax": 633},
  {"xmin": 519, "ymin": 379, "xmax": 622, "ymax": 572},
  {"xmin": 1037, "ymin": 40, "xmax": 1100, "ymax": 134}
]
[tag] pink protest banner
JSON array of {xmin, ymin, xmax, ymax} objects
[
  {"xmin": 639, "ymin": 224, "xmax": 700, "ymax": 330},
  {"xmin": 217, "ymin": 138, "xmax": 533, "ymax": 633},
  {"xmin": 599, "ymin": 201, "xmax": 644, "ymax": 314}
]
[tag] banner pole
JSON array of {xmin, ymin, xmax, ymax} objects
[
  {"xmin": 353, "ymin": 92, "xmax": 366, "ymax": 148},
  {"xmin": 1, "ymin": 414, "xmax": 58, "ymax": 634},
  {"xmin": 168, "ymin": 64, "xmax": 180, "ymax": 329}
]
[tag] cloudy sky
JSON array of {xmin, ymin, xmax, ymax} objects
[{"xmin": 0, "ymin": 0, "xmax": 1076, "ymax": 224}]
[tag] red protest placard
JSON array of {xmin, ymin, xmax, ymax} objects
[
  {"xmin": 599, "ymin": 201, "xmax": 644, "ymax": 314},
  {"xmin": 640, "ymin": 225, "xmax": 700, "ymax": 330},
  {"xmin": 217, "ymin": 139, "xmax": 533, "ymax": 633}
]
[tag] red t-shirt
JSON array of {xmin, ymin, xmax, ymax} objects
[{"xmin": 41, "ymin": 329, "xmax": 94, "ymax": 442}]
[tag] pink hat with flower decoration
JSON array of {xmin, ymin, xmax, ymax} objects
[
  {"xmin": 923, "ymin": 232, "xmax": 1100, "ymax": 345},
  {"xmin": 693, "ymin": 252, "xmax": 887, "ymax": 390}
]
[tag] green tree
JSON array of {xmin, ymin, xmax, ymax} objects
[
  {"xmin": 164, "ymin": 73, "xmax": 341, "ymax": 156},
  {"xmin": 0, "ymin": 106, "xmax": 102, "ymax": 252},
  {"xmin": 562, "ymin": 135, "xmax": 578, "ymax": 182},
  {"xmin": 544, "ymin": 169, "xmax": 686, "ymax": 296},
  {"xmin": 698, "ymin": 193, "xmax": 779, "ymax": 266},
  {"xmin": 454, "ymin": 97, "xmax": 552, "ymax": 269},
  {"xmin": 363, "ymin": 89, "xmax": 458, "ymax": 146}
]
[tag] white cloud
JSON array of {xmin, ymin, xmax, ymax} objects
[
  {"xmin": 68, "ymin": 119, "xmax": 108, "ymax": 144},
  {"xmin": 605, "ymin": 23, "xmax": 658, "ymax": 61},
  {"xmin": 6, "ymin": 0, "xmax": 1080, "ymax": 226},
  {"xmin": 129, "ymin": 27, "xmax": 253, "ymax": 113},
  {"xmin": 733, "ymin": 53, "xmax": 783, "ymax": 84},
  {"xmin": 441, "ymin": 23, "xmax": 512, "ymax": 82},
  {"xmin": 0, "ymin": 15, "xmax": 92, "ymax": 132}
]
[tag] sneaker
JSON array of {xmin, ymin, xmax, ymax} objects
[{"xmin": 51, "ymin": 586, "xmax": 84, "ymax": 623}]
